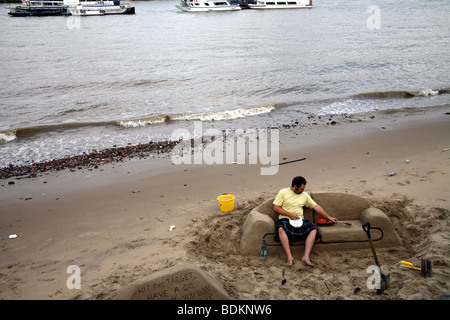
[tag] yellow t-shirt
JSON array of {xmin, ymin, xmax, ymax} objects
[{"xmin": 273, "ymin": 187, "xmax": 317, "ymax": 220}]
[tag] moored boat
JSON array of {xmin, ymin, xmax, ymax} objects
[
  {"xmin": 8, "ymin": 0, "xmax": 135, "ymax": 16},
  {"xmin": 175, "ymin": 0, "xmax": 242, "ymax": 12},
  {"xmin": 248, "ymin": 0, "xmax": 312, "ymax": 9},
  {"xmin": 66, "ymin": 0, "xmax": 135, "ymax": 15},
  {"xmin": 68, "ymin": 4, "xmax": 104, "ymax": 15},
  {"xmin": 8, "ymin": 0, "xmax": 68, "ymax": 16}
]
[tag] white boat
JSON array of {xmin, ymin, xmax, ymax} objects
[
  {"xmin": 69, "ymin": 4, "xmax": 104, "ymax": 15},
  {"xmin": 65, "ymin": 0, "xmax": 135, "ymax": 15},
  {"xmin": 248, "ymin": 0, "xmax": 313, "ymax": 9},
  {"xmin": 175, "ymin": 0, "xmax": 242, "ymax": 12}
]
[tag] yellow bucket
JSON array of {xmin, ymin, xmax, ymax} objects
[{"xmin": 217, "ymin": 194, "xmax": 235, "ymax": 212}]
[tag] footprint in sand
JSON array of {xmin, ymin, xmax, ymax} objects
[{"xmin": 396, "ymin": 180, "xmax": 411, "ymax": 186}]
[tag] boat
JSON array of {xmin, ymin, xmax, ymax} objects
[
  {"xmin": 8, "ymin": 0, "xmax": 69, "ymax": 16},
  {"xmin": 66, "ymin": 0, "xmax": 135, "ymax": 15},
  {"xmin": 175, "ymin": 0, "xmax": 242, "ymax": 12},
  {"xmin": 8, "ymin": 0, "xmax": 135, "ymax": 16},
  {"xmin": 68, "ymin": 4, "xmax": 104, "ymax": 15},
  {"xmin": 248, "ymin": 0, "xmax": 313, "ymax": 9}
]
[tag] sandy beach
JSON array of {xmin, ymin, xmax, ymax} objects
[{"xmin": 0, "ymin": 105, "xmax": 449, "ymax": 301}]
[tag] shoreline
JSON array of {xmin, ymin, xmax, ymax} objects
[
  {"xmin": 0, "ymin": 110, "xmax": 358, "ymax": 179},
  {"xmin": 2, "ymin": 104, "xmax": 448, "ymax": 180},
  {"xmin": 0, "ymin": 105, "xmax": 449, "ymax": 300}
]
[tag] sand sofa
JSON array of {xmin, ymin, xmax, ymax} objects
[{"xmin": 241, "ymin": 192, "xmax": 402, "ymax": 255}]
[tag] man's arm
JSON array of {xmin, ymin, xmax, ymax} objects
[
  {"xmin": 313, "ymin": 205, "xmax": 338, "ymax": 222},
  {"xmin": 273, "ymin": 205, "xmax": 301, "ymax": 220}
]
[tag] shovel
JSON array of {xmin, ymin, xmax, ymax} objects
[{"xmin": 362, "ymin": 221, "xmax": 390, "ymax": 294}]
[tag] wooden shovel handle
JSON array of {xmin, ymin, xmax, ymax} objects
[{"xmin": 362, "ymin": 221, "xmax": 379, "ymax": 262}]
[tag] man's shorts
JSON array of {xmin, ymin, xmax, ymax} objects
[{"xmin": 274, "ymin": 218, "xmax": 320, "ymax": 242}]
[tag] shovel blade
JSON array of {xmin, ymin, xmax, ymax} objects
[{"xmin": 376, "ymin": 273, "xmax": 390, "ymax": 294}]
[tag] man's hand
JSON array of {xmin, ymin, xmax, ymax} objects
[
  {"xmin": 290, "ymin": 213, "xmax": 301, "ymax": 220},
  {"xmin": 313, "ymin": 205, "xmax": 337, "ymax": 223},
  {"xmin": 273, "ymin": 205, "xmax": 300, "ymax": 220}
]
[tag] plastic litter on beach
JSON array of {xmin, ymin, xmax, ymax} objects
[
  {"xmin": 8, "ymin": 234, "xmax": 17, "ymax": 239},
  {"xmin": 169, "ymin": 225, "xmax": 176, "ymax": 231},
  {"xmin": 388, "ymin": 172, "xmax": 397, "ymax": 176}
]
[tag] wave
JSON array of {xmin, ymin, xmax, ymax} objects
[
  {"xmin": 1, "ymin": 86, "xmax": 445, "ymax": 144},
  {"xmin": 118, "ymin": 104, "xmax": 277, "ymax": 128},
  {"xmin": 0, "ymin": 121, "xmax": 116, "ymax": 144},
  {"xmin": 0, "ymin": 104, "xmax": 278, "ymax": 143},
  {"xmin": 0, "ymin": 131, "xmax": 17, "ymax": 143},
  {"xmin": 351, "ymin": 88, "xmax": 449, "ymax": 100}
]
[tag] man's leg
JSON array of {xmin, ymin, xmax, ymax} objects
[
  {"xmin": 301, "ymin": 229, "xmax": 317, "ymax": 267},
  {"xmin": 278, "ymin": 227, "xmax": 294, "ymax": 266}
]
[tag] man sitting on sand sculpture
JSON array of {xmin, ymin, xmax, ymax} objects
[{"xmin": 273, "ymin": 176, "xmax": 337, "ymax": 266}]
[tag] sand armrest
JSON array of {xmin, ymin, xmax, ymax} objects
[
  {"xmin": 360, "ymin": 207, "xmax": 402, "ymax": 247},
  {"xmin": 241, "ymin": 208, "xmax": 276, "ymax": 255}
]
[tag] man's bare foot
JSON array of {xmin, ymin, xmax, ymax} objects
[
  {"xmin": 286, "ymin": 257, "xmax": 294, "ymax": 267},
  {"xmin": 301, "ymin": 256, "xmax": 314, "ymax": 267}
]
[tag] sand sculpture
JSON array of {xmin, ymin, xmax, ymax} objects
[
  {"xmin": 114, "ymin": 263, "xmax": 229, "ymax": 300},
  {"xmin": 241, "ymin": 192, "xmax": 403, "ymax": 254}
]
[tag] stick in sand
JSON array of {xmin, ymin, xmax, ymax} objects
[{"xmin": 272, "ymin": 157, "xmax": 306, "ymax": 166}]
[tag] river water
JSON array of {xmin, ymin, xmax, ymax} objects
[{"xmin": 0, "ymin": 0, "xmax": 449, "ymax": 167}]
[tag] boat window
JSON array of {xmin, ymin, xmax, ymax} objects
[
  {"xmin": 287, "ymin": 2, "xmax": 297, "ymax": 4},
  {"xmin": 277, "ymin": 2, "xmax": 286, "ymax": 4},
  {"xmin": 214, "ymin": 2, "xmax": 228, "ymax": 5},
  {"xmin": 266, "ymin": 2, "xmax": 276, "ymax": 4},
  {"xmin": 205, "ymin": 2, "xmax": 209, "ymax": 5}
]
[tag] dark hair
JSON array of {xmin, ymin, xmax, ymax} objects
[{"xmin": 291, "ymin": 176, "xmax": 307, "ymax": 188}]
